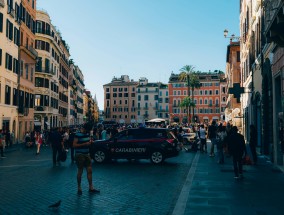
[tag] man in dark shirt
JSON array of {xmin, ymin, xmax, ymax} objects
[
  {"xmin": 49, "ymin": 128, "xmax": 63, "ymax": 166},
  {"xmin": 228, "ymin": 126, "xmax": 246, "ymax": 179}
]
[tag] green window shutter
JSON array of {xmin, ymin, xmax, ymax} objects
[{"xmin": 0, "ymin": 13, "xmax": 3, "ymax": 32}]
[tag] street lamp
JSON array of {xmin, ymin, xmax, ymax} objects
[{"xmin": 224, "ymin": 29, "xmax": 240, "ymax": 42}]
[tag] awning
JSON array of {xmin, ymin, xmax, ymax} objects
[
  {"xmin": 212, "ymin": 117, "xmax": 219, "ymax": 120},
  {"xmin": 45, "ymin": 122, "xmax": 50, "ymax": 126},
  {"xmin": 203, "ymin": 117, "xmax": 209, "ymax": 119},
  {"xmin": 34, "ymin": 121, "xmax": 41, "ymax": 126}
]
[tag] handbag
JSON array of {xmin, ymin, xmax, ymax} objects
[{"xmin": 242, "ymin": 155, "xmax": 252, "ymax": 165}]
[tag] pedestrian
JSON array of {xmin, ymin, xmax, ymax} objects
[
  {"xmin": 249, "ymin": 124, "xmax": 258, "ymax": 164},
  {"xmin": 0, "ymin": 129, "xmax": 6, "ymax": 158},
  {"xmin": 73, "ymin": 122, "xmax": 100, "ymax": 195},
  {"xmin": 49, "ymin": 128, "xmax": 64, "ymax": 166},
  {"xmin": 5, "ymin": 130, "xmax": 11, "ymax": 148},
  {"xmin": 35, "ymin": 131, "xmax": 43, "ymax": 155},
  {"xmin": 216, "ymin": 124, "xmax": 226, "ymax": 164},
  {"xmin": 68, "ymin": 129, "xmax": 76, "ymax": 163},
  {"xmin": 199, "ymin": 124, "xmax": 207, "ymax": 153},
  {"xmin": 227, "ymin": 126, "xmax": 246, "ymax": 179},
  {"xmin": 10, "ymin": 130, "xmax": 14, "ymax": 146},
  {"xmin": 101, "ymin": 126, "xmax": 107, "ymax": 140},
  {"xmin": 207, "ymin": 120, "xmax": 217, "ymax": 157}
]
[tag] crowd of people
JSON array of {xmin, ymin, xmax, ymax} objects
[{"xmin": 1, "ymin": 120, "xmax": 258, "ymax": 187}]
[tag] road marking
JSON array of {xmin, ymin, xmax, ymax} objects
[{"xmin": 171, "ymin": 152, "xmax": 200, "ymax": 215}]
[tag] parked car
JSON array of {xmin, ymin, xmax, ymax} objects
[
  {"xmin": 90, "ymin": 128, "xmax": 180, "ymax": 164},
  {"xmin": 182, "ymin": 132, "xmax": 197, "ymax": 145}
]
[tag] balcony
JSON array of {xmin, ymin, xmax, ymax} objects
[
  {"xmin": 8, "ymin": 7, "xmax": 15, "ymax": 18},
  {"xmin": 34, "ymin": 106, "xmax": 53, "ymax": 113},
  {"xmin": 28, "ymin": 46, "xmax": 38, "ymax": 58},
  {"xmin": 0, "ymin": 0, "xmax": 4, "ymax": 8}
]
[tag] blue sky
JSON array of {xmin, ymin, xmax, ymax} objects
[{"xmin": 37, "ymin": 0, "xmax": 240, "ymax": 109}]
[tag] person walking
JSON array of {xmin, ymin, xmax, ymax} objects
[
  {"xmin": 216, "ymin": 125, "xmax": 226, "ymax": 164},
  {"xmin": 35, "ymin": 131, "xmax": 43, "ymax": 155},
  {"xmin": 208, "ymin": 120, "xmax": 217, "ymax": 157},
  {"xmin": 0, "ymin": 129, "xmax": 6, "ymax": 158},
  {"xmin": 199, "ymin": 124, "xmax": 207, "ymax": 153},
  {"xmin": 68, "ymin": 129, "xmax": 76, "ymax": 163},
  {"xmin": 49, "ymin": 128, "xmax": 64, "ymax": 166},
  {"xmin": 249, "ymin": 124, "xmax": 258, "ymax": 164},
  {"xmin": 73, "ymin": 122, "xmax": 100, "ymax": 195},
  {"xmin": 228, "ymin": 126, "xmax": 246, "ymax": 179}
]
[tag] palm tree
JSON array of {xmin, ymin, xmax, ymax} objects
[
  {"xmin": 180, "ymin": 97, "xmax": 195, "ymax": 124},
  {"xmin": 188, "ymin": 72, "xmax": 201, "ymax": 122},
  {"xmin": 179, "ymin": 65, "xmax": 195, "ymax": 122}
]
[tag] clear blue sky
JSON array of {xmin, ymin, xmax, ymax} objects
[{"xmin": 37, "ymin": 0, "xmax": 240, "ymax": 109}]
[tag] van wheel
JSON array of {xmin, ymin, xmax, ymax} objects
[
  {"xmin": 150, "ymin": 151, "xmax": 164, "ymax": 164},
  {"xmin": 93, "ymin": 150, "xmax": 107, "ymax": 163}
]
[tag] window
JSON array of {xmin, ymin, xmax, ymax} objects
[
  {"xmin": 144, "ymin": 95, "xmax": 148, "ymax": 101},
  {"xmin": 237, "ymin": 51, "xmax": 240, "ymax": 62},
  {"xmin": 5, "ymin": 85, "xmax": 11, "ymax": 105},
  {"xmin": 5, "ymin": 53, "xmax": 13, "ymax": 71},
  {"xmin": 215, "ymin": 90, "xmax": 219, "ymax": 95},
  {"xmin": 14, "ymin": 27, "xmax": 20, "ymax": 46},
  {"xmin": 25, "ymin": 64, "xmax": 29, "ymax": 79},
  {"xmin": 0, "ymin": 13, "xmax": 3, "ymax": 32},
  {"xmin": 13, "ymin": 58, "xmax": 19, "ymax": 74},
  {"xmin": 199, "ymin": 99, "xmax": 202, "ymax": 104},
  {"xmin": 31, "ymin": 67, "xmax": 33, "ymax": 82},
  {"xmin": 6, "ymin": 19, "xmax": 13, "ymax": 41},
  {"xmin": 0, "ymin": 49, "xmax": 2, "ymax": 65}
]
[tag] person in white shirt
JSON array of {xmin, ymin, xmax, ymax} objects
[{"xmin": 199, "ymin": 124, "xmax": 207, "ymax": 153}]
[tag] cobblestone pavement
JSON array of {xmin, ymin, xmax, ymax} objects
[
  {"xmin": 1, "ymin": 144, "xmax": 284, "ymax": 215},
  {"xmin": 0, "ymin": 145, "xmax": 194, "ymax": 215}
]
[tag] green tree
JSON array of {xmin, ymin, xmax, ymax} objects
[
  {"xmin": 179, "ymin": 65, "xmax": 201, "ymax": 122},
  {"xmin": 188, "ymin": 72, "xmax": 201, "ymax": 122},
  {"xmin": 180, "ymin": 97, "xmax": 195, "ymax": 123}
]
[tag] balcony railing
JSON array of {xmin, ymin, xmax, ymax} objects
[{"xmin": 29, "ymin": 46, "xmax": 38, "ymax": 57}]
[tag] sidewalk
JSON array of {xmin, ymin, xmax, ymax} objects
[{"xmin": 178, "ymin": 149, "xmax": 284, "ymax": 215}]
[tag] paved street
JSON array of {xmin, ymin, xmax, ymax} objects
[{"xmin": 1, "ymin": 144, "xmax": 284, "ymax": 215}]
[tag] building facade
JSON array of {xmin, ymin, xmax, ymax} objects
[
  {"xmin": 168, "ymin": 72, "xmax": 226, "ymax": 124},
  {"xmin": 225, "ymin": 41, "xmax": 242, "ymax": 129},
  {"xmin": 104, "ymin": 75, "xmax": 138, "ymax": 124},
  {"xmin": 262, "ymin": 0, "xmax": 284, "ymax": 166},
  {"xmin": 18, "ymin": 0, "xmax": 37, "ymax": 141},
  {"xmin": 34, "ymin": 10, "xmax": 61, "ymax": 129},
  {"xmin": 0, "ymin": 0, "xmax": 21, "ymax": 140}
]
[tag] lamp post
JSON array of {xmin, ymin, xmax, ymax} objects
[{"xmin": 223, "ymin": 29, "xmax": 241, "ymax": 42}]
